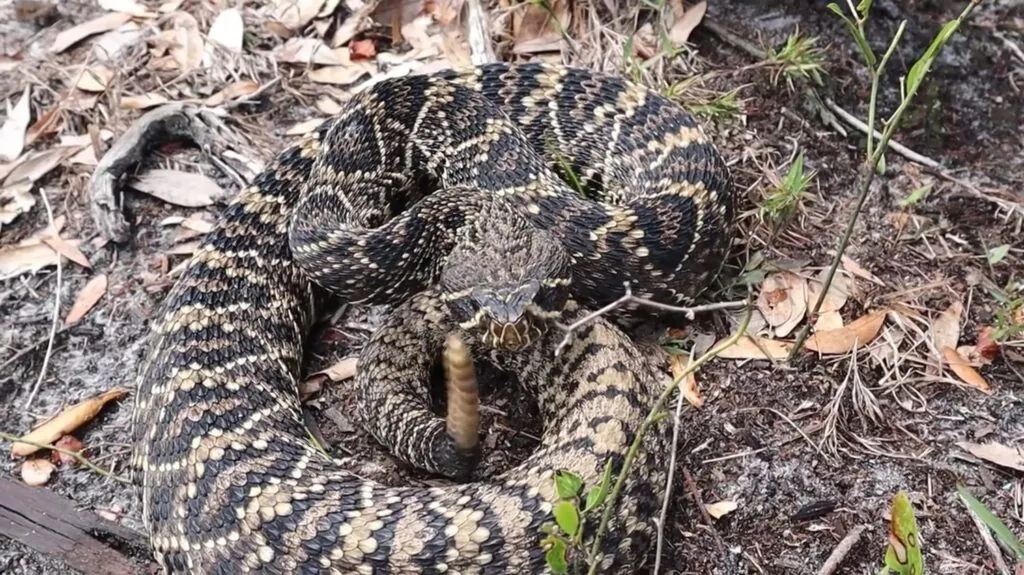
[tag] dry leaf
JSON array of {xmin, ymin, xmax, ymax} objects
[
  {"xmin": 841, "ymin": 255, "xmax": 884, "ymax": 286},
  {"xmin": 1, "ymin": 182, "xmax": 35, "ymax": 226},
  {"xmin": 716, "ymin": 335, "xmax": 793, "ymax": 360},
  {"xmin": 98, "ymin": 0, "xmax": 155, "ymax": 17},
  {"xmin": 941, "ymin": 346, "xmax": 991, "ymax": 394},
  {"xmin": 167, "ymin": 239, "xmax": 201, "ymax": 255},
  {"xmin": 158, "ymin": 0, "xmax": 184, "ymax": 12},
  {"xmin": 804, "ymin": 310, "xmax": 887, "ymax": 354},
  {"xmin": 0, "ymin": 242, "xmax": 63, "ymax": 278},
  {"xmin": 975, "ymin": 326, "xmax": 1000, "ymax": 362},
  {"xmin": 51, "ymin": 12, "xmax": 133, "ymax": 53},
  {"xmin": 120, "ymin": 93, "xmax": 169, "ymax": 110},
  {"xmin": 311, "ymin": 357, "xmax": 358, "ymax": 381},
  {"xmin": 512, "ymin": 0, "xmax": 569, "ymax": 55},
  {"xmin": 957, "ymin": 442, "xmax": 1024, "ymax": 472},
  {"xmin": 92, "ymin": 21, "xmax": 143, "ymax": 61},
  {"xmin": 25, "ymin": 105, "xmax": 64, "ymax": 146},
  {"xmin": 814, "ymin": 310, "xmax": 844, "ymax": 332},
  {"xmin": 931, "ymin": 301, "xmax": 963, "ymax": 353},
  {"xmin": 41, "ymin": 235, "xmax": 91, "ymax": 269},
  {"xmin": 180, "ymin": 214, "xmax": 214, "ymax": 234},
  {"xmin": 0, "ymin": 86, "xmax": 32, "ymax": 162},
  {"xmin": 315, "ymin": 95, "xmax": 344, "ymax": 115},
  {"xmin": 309, "ymin": 63, "xmax": 375, "ymax": 85},
  {"xmin": 285, "ymin": 118, "xmax": 327, "ymax": 135},
  {"xmin": 668, "ymin": 0, "xmax": 706, "ymax": 45},
  {"xmin": 756, "ymin": 272, "xmax": 807, "ymax": 338},
  {"xmin": 21, "ymin": 459, "xmax": 55, "ymax": 486},
  {"xmin": 275, "ymin": 37, "xmax": 352, "ymax": 65},
  {"xmin": 11, "ymin": 388, "xmax": 129, "ymax": 457},
  {"xmin": 204, "ymin": 80, "xmax": 259, "ymax": 107},
  {"xmin": 705, "ymin": 500, "xmax": 737, "ymax": 519},
  {"xmin": 329, "ymin": 0, "xmax": 376, "ymax": 47},
  {"xmin": 65, "ymin": 274, "xmax": 108, "ymax": 326},
  {"xmin": 807, "ymin": 270, "xmax": 853, "ymax": 314},
  {"xmin": 76, "ymin": 66, "xmax": 114, "ymax": 92},
  {"xmin": 270, "ymin": 0, "xmax": 327, "ymax": 32},
  {"xmin": 350, "ymin": 38, "xmax": 377, "ymax": 60},
  {"xmin": 166, "ymin": 12, "xmax": 204, "ymax": 72},
  {"xmin": 208, "ymin": 8, "xmax": 244, "ymax": 53},
  {"xmin": 130, "ymin": 169, "xmax": 226, "ymax": 207},
  {"xmin": 51, "ymin": 435, "xmax": 84, "ymax": 466},
  {"xmin": 3, "ymin": 147, "xmax": 79, "ymax": 185},
  {"xmin": 669, "ymin": 354, "xmax": 702, "ymax": 408}
]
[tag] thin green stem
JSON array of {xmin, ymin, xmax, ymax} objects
[
  {"xmin": 867, "ymin": 21, "xmax": 907, "ymax": 160},
  {"xmin": 584, "ymin": 302, "xmax": 753, "ymax": 573}
]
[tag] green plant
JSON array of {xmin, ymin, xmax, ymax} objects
[
  {"xmin": 761, "ymin": 151, "xmax": 815, "ymax": 236},
  {"xmin": 990, "ymin": 280, "xmax": 1024, "ymax": 343},
  {"xmin": 686, "ymin": 88, "xmax": 743, "ymax": 120},
  {"xmin": 956, "ymin": 484, "xmax": 1024, "ymax": 562},
  {"xmin": 765, "ymin": 29, "xmax": 827, "ymax": 89},
  {"xmin": 788, "ymin": 0, "xmax": 983, "ymax": 358},
  {"xmin": 879, "ymin": 491, "xmax": 924, "ymax": 575},
  {"xmin": 542, "ymin": 464, "xmax": 614, "ymax": 573}
]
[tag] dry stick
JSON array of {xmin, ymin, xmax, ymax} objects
[
  {"xmin": 464, "ymin": 0, "xmax": 497, "ymax": 65},
  {"xmin": 23, "ymin": 188, "xmax": 62, "ymax": 410},
  {"xmin": 584, "ymin": 304, "xmax": 753, "ymax": 574},
  {"xmin": 790, "ymin": 0, "xmax": 983, "ymax": 356},
  {"xmin": 652, "ymin": 345, "xmax": 693, "ymax": 575},
  {"xmin": 816, "ymin": 524, "xmax": 869, "ymax": 575},
  {"xmin": 682, "ymin": 468, "xmax": 725, "ymax": 555},
  {"xmin": 823, "ymin": 99, "xmax": 940, "ymax": 169},
  {"xmin": 0, "ymin": 432, "xmax": 131, "ymax": 485}
]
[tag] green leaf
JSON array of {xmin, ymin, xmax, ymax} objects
[
  {"xmin": 899, "ymin": 183, "xmax": 932, "ymax": 207},
  {"xmin": 987, "ymin": 244, "xmax": 1011, "ymax": 265},
  {"xmin": 957, "ymin": 484, "xmax": 1024, "ymax": 559},
  {"xmin": 875, "ymin": 152, "xmax": 886, "ymax": 175},
  {"xmin": 584, "ymin": 459, "xmax": 615, "ymax": 513},
  {"xmin": 545, "ymin": 537, "xmax": 569, "ymax": 574},
  {"xmin": 554, "ymin": 470, "xmax": 583, "ymax": 500},
  {"xmin": 906, "ymin": 19, "xmax": 961, "ymax": 96},
  {"xmin": 553, "ymin": 500, "xmax": 581, "ymax": 537},
  {"xmin": 856, "ymin": 0, "xmax": 873, "ymax": 18},
  {"xmin": 883, "ymin": 491, "xmax": 924, "ymax": 574}
]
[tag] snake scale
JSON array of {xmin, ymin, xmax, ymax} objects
[{"xmin": 131, "ymin": 62, "xmax": 734, "ymax": 573}]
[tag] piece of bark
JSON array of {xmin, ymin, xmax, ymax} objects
[{"xmin": 0, "ymin": 479, "xmax": 152, "ymax": 574}]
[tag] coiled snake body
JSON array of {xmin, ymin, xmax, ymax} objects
[{"xmin": 132, "ymin": 62, "xmax": 733, "ymax": 573}]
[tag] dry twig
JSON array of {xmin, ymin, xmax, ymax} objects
[
  {"xmin": 816, "ymin": 524, "xmax": 869, "ymax": 575},
  {"xmin": 23, "ymin": 189, "xmax": 61, "ymax": 410},
  {"xmin": 0, "ymin": 432, "xmax": 131, "ymax": 485}
]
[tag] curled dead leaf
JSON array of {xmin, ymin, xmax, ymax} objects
[
  {"xmin": 705, "ymin": 500, "xmax": 738, "ymax": 519},
  {"xmin": 65, "ymin": 274, "xmax": 108, "ymax": 326},
  {"xmin": 11, "ymin": 388, "xmax": 129, "ymax": 457},
  {"xmin": 931, "ymin": 301, "xmax": 963, "ymax": 354},
  {"xmin": 76, "ymin": 66, "xmax": 114, "ymax": 92},
  {"xmin": 941, "ymin": 346, "xmax": 991, "ymax": 395},
  {"xmin": 669, "ymin": 354, "xmax": 702, "ymax": 408},
  {"xmin": 21, "ymin": 458, "xmax": 55, "ymax": 486},
  {"xmin": 756, "ymin": 271, "xmax": 807, "ymax": 338},
  {"xmin": 716, "ymin": 335, "xmax": 793, "ymax": 360},
  {"xmin": 668, "ymin": 0, "xmax": 706, "ymax": 46},
  {"xmin": 804, "ymin": 310, "xmax": 887, "ymax": 354},
  {"xmin": 51, "ymin": 12, "xmax": 133, "ymax": 53}
]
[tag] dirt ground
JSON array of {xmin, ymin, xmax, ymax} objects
[{"xmin": 1, "ymin": 0, "xmax": 1022, "ymax": 574}]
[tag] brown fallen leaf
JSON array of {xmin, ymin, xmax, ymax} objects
[
  {"xmin": 350, "ymin": 38, "xmax": 377, "ymax": 60},
  {"xmin": 668, "ymin": 0, "xmax": 706, "ymax": 46},
  {"xmin": 841, "ymin": 255, "xmax": 884, "ymax": 286},
  {"xmin": 941, "ymin": 346, "xmax": 991, "ymax": 394},
  {"xmin": 705, "ymin": 500, "xmax": 738, "ymax": 519},
  {"xmin": 315, "ymin": 95, "xmax": 344, "ymax": 115},
  {"xmin": 0, "ymin": 242, "xmax": 63, "ymax": 278},
  {"xmin": 669, "ymin": 354, "xmax": 702, "ymax": 408},
  {"xmin": 957, "ymin": 441, "xmax": 1023, "ymax": 472},
  {"xmin": 311, "ymin": 356, "xmax": 358, "ymax": 381},
  {"xmin": 931, "ymin": 301, "xmax": 963, "ymax": 354},
  {"xmin": 270, "ymin": 0, "xmax": 327, "ymax": 32},
  {"xmin": 975, "ymin": 326, "xmax": 1000, "ymax": 362},
  {"xmin": 51, "ymin": 12, "xmax": 133, "ymax": 53},
  {"xmin": 207, "ymin": 8, "xmax": 244, "ymax": 53},
  {"xmin": 11, "ymin": 388, "xmax": 129, "ymax": 457},
  {"xmin": 804, "ymin": 310, "xmax": 887, "ymax": 354},
  {"xmin": 814, "ymin": 310, "xmax": 844, "ymax": 332},
  {"xmin": 1, "ymin": 182, "xmax": 35, "ymax": 226},
  {"xmin": 21, "ymin": 458, "xmax": 55, "ymax": 486},
  {"xmin": 25, "ymin": 105, "xmax": 64, "ymax": 146},
  {"xmin": 204, "ymin": 80, "xmax": 260, "ymax": 107},
  {"xmin": 757, "ymin": 271, "xmax": 807, "ymax": 338},
  {"xmin": 166, "ymin": 12, "xmax": 204, "ymax": 72},
  {"xmin": 130, "ymin": 169, "xmax": 226, "ymax": 207},
  {"xmin": 76, "ymin": 65, "xmax": 114, "ymax": 92},
  {"xmin": 285, "ymin": 118, "xmax": 327, "ymax": 135},
  {"xmin": 41, "ymin": 235, "xmax": 91, "ymax": 269},
  {"xmin": 120, "ymin": 93, "xmax": 169, "ymax": 110},
  {"xmin": 511, "ymin": 0, "xmax": 569, "ymax": 55},
  {"xmin": 716, "ymin": 335, "xmax": 793, "ymax": 360},
  {"xmin": 180, "ymin": 213, "xmax": 214, "ymax": 234},
  {"xmin": 308, "ymin": 63, "xmax": 375, "ymax": 85},
  {"xmin": 3, "ymin": 146, "xmax": 79, "ymax": 185},
  {"xmin": 0, "ymin": 85, "xmax": 32, "ymax": 162},
  {"xmin": 51, "ymin": 435, "xmax": 84, "ymax": 466},
  {"xmin": 65, "ymin": 274, "xmax": 108, "ymax": 326},
  {"xmin": 806, "ymin": 269, "xmax": 853, "ymax": 314}
]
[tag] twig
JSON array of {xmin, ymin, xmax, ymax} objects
[
  {"xmin": 555, "ymin": 282, "xmax": 746, "ymax": 356},
  {"xmin": 963, "ymin": 502, "xmax": 1013, "ymax": 575},
  {"xmin": 0, "ymin": 326, "xmax": 70, "ymax": 375},
  {"xmin": 682, "ymin": 468, "xmax": 725, "ymax": 555},
  {"xmin": 0, "ymin": 432, "xmax": 131, "ymax": 485},
  {"xmin": 816, "ymin": 524, "xmax": 869, "ymax": 575},
  {"xmin": 23, "ymin": 188, "xmax": 61, "ymax": 410},
  {"xmin": 994, "ymin": 31, "xmax": 1024, "ymax": 65},
  {"xmin": 652, "ymin": 346, "xmax": 692, "ymax": 574},
  {"xmin": 464, "ymin": 0, "xmax": 496, "ymax": 65},
  {"xmin": 584, "ymin": 302, "xmax": 752, "ymax": 573},
  {"xmin": 824, "ymin": 98, "xmax": 941, "ymax": 168}
]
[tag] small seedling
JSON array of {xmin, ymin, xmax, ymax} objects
[
  {"xmin": 761, "ymin": 151, "xmax": 815, "ymax": 236},
  {"xmin": 879, "ymin": 490, "xmax": 924, "ymax": 575},
  {"xmin": 898, "ymin": 183, "xmax": 933, "ymax": 207},
  {"xmin": 765, "ymin": 29, "xmax": 826, "ymax": 89},
  {"xmin": 541, "ymin": 462, "xmax": 614, "ymax": 574},
  {"xmin": 956, "ymin": 484, "xmax": 1024, "ymax": 561}
]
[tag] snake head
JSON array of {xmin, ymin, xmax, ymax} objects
[{"xmin": 440, "ymin": 198, "xmax": 572, "ymax": 351}]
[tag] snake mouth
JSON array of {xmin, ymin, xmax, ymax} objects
[{"xmin": 480, "ymin": 317, "xmax": 545, "ymax": 350}]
